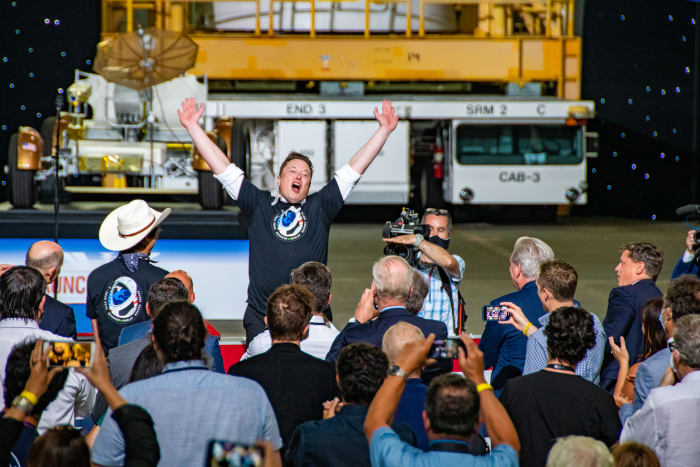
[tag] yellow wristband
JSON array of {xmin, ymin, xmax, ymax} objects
[
  {"xmin": 476, "ymin": 383, "xmax": 493, "ymax": 393},
  {"xmin": 20, "ymin": 390, "xmax": 38, "ymax": 406},
  {"xmin": 523, "ymin": 323, "xmax": 532, "ymax": 336}
]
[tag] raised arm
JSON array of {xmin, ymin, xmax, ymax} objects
[
  {"xmin": 348, "ymin": 100, "xmax": 399, "ymax": 175},
  {"xmin": 177, "ymin": 98, "xmax": 230, "ymax": 175}
]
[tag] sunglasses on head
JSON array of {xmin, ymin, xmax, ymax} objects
[{"xmin": 425, "ymin": 208, "xmax": 449, "ymax": 215}]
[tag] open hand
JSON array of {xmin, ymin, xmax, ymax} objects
[
  {"xmin": 374, "ymin": 100, "xmax": 398, "ymax": 132},
  {"xmin": 382, "ymin": 234, "xmax": 416, "ymax": 246},
  {"xmin": 686, "ymin": 230, "xmax": 698, "ymax": 254},
  {"xmin": 177, "ymin": 97, "xmax": 205, "ymax": 130},
  {"xmin": 609, "ymin": 336, "xmax": 629, "ymax": 365}
]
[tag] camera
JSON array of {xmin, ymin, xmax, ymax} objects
[{"xmin": 382, "ymin": 208, "xmax": 430, "ymax": 267}]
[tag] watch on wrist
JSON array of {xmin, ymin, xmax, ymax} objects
[
  {"xmin": 11, "ymin": 395, "xmax": 34, "ymax": 414},
  {"xmin": 388, "ymin": 364, "xmax": 408, "ymax": 379},
  {"xmin": 414, "ymin": 234, "xmax": 424, "ymax": 247}
]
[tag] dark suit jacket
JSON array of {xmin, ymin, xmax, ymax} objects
[
  {"xmin": 39, "ymin": 294, "xmax": 77, "ymax": 340},
  {"xmin": 479, "ymin": 281, "xmax": 545, "ymax": 390},
  {"xmin": 671, "ymin": 252, "xmax": 700, "ymax": 279},
  {"xmin": 601, "ymin": 278, "xmax": 662, "ymax": 383},
  {"xmin": 228, "ymin": 343, "xmax": 340, "ymax": 451},
  {"xmin": 286, "ymin": 404, "xmax": 416, "ymax": 467},
  {"xmin": 325, "ymin": 307, "xmax": 448, "ymax": 363}
]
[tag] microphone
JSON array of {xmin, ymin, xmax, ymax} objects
[{"xmin": 676, "ymin": 204, "xmax": 700, "ymax": 216}]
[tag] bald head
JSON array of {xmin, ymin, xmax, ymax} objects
[
  {"xmin": 165, "ymin": 270, "xmax": 195, "ymax": 303},
  {"xmin": 372, "ymin": 256, "xmax": 414, "ymax": 304},
  {"xmin": 25, "ymin": 241, "xmax": 63, "ymax": 284},
  {"xmin": 382, "ymin": 322, "xmax": 425, "ymax": 365}
]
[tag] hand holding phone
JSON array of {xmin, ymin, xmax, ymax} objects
[
  {"xmin": 482, "ymin": 305, "xmax": 509, "ymax": 321},
  {"xmin": 430, "ymin": 337, "xmax": 467, "ymax": 360},
  {"xmin": 43, "ymin": 341, "xmax": 95, "ymax": 368}
]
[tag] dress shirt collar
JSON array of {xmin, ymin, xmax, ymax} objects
[
  {"xmin": 379, "ymin": 306, "xmax": 409, "ymax": 316},
  {"xmin": 538, "ymin": 313, "xmax": 550, "ymax": 326},
  {"xmin": 682, "ymin": 370, "xmax": 700, "ymax": 384},
  {"xmin": 0, "ymin": 318, "xmax": 39, "ymax": 329},
  {"xmin": 162, "ymin": 360, "xmax": 209, "ymax": 373},
  {"xmin": 309, "ymin": 315, "xmax": 326, "ymax": 325}
]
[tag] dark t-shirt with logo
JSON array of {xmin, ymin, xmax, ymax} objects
[
  {"xmin": 237, "ymin": 178, "xmax": 344, "ymax": 314},
  {"xmin": 86, "ymin": 257, "xmax": 167, "ymax": 352}
]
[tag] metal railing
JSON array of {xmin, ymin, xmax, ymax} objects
[{"xmin": 102, "ymin": 0, "xmax": 577, "ymax": 38}]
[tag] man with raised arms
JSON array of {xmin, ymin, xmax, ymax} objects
[{"xmin": 178, "ymin": 98, "xmax": 399, "ymax": 343}]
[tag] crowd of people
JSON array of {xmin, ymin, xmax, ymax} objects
[{"xmin": 1, "ymin": 99, "xmax": 699, "ymax": 467}]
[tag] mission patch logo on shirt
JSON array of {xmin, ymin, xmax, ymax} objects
[
  {"xmin": 103, "ymin": 276, "xmax": 142, "ymax": 323},
  {"xmin": 272, "ymin": 206, "xmax": 308, "ymax": 241}
]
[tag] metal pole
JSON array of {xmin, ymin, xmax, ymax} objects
[
  {"xmin": 692, "ymin": 3, "xmax": 700, "ymax": 202},
  {"xmin": 53, "ymin": 94, "xmax": 63, "ymax": 245}
]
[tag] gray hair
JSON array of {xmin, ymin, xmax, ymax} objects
[
  {"xmin": 673, "ymin": 314, "xmax": 700, "ymax": 369},
  {"xmin": 25, "ymin": 244, "xmax": 63, "ymax": 272},
  {"xmin": 510, "ymin": 237, "xmax": 554, "ymax": 279},
  {"xmin": 406, "ymin": 270, "xmax": 429, "ymax": 315},
  {"xmin": 372, "ymin": 256, "xmax": 413, "ymax": 302},
  {"xmin": 382, "ymin": 322, "xmax": 425, "ymax": 365},
  {"xmin": 546, "ymin": 436, "xmax": 614, "ymax": 467}
]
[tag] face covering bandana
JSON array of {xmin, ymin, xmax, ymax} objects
[{"xmin": 427, "ymin": 235, "xmax": 450, "ymax": 250}]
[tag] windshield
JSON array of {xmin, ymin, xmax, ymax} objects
[{"xmin": 456, "ymin": 125, "xmax": 581, "ymax": 165}]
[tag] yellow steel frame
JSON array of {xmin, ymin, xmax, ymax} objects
[{"xmin": 100, "ymin": 0, "xmax": 582, "ymax": 98}]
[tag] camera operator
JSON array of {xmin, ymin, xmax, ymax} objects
[
  {"xmin": 671, "ymin": 230, "xmax": 700, "ymax": 279},
  {"xmin": 383, "ymin": 209, "xmax": 465, "ymax": 335}
]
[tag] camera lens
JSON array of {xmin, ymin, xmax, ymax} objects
[
  {"xmin": 694, "ymin": 231, "xmax": 700, "ymax": 244},
  {"xmin": 394, "ymin": 245, "xmax": 410, "ymax": 259}
]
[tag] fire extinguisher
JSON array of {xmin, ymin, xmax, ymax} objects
[{"xmin": 432, "ymin": 134, "xmax": 444, "ymax": 180}]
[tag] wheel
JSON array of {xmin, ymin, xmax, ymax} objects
[
  {"xmin": 413, "ymin": 161, "xmax": 444, "ymax": 211},
  {"xmin": 7, "ymin": 133, "xmax": 37, "ymax": 208},
  {"xmin": 40, "ymin": 116, "xmax": 57, "ymax": 157},
  {"xmin": 197, "ymin": 136, "xmax": 228, "ymax": 210}
]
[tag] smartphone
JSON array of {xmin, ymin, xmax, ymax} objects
[
  {"xmin": 43, "ymin": 341, "xmax": 95, "ymax": 368},
  {"xmin": 206, "ymin": 440, "xmax": 265, "ymax": 467},
  {"xmin": 430, "ymin": 337, "xmax": 466, "ymax": 360},
  {"xmin": 482, "ymin": 305, "xmax": 509, "ymax": 321}
]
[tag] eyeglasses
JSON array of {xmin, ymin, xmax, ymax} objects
[
  {"xmin": 667, "ymin": 338, "xmax": 676, "ymax": 353},
  {"xmin": 425, "ymin": 208, "xmax": 449, "ymax": 215}
]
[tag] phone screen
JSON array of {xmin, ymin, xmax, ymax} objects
[
  {"xmin": 482, "ymin": 305, "xmax": 509, "ymax": 321},
  {"xmin": 206, "ymin": 440, "xmax": 265, "ymax": 467},
  {"xmin": 430, "ymin": 338, "xmax": 466, "ymax": 360},
  {"xmin": 44, "ymin": 341, "xmax": 95, "ymax": 368}
]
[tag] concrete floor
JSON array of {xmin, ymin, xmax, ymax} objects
[{"xmin": 325, "ymin": 218, "xmax": 688, "ymax": 335}]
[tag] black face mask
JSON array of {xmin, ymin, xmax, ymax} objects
[{"xmin": 427, "ymin": 235, "xmax": 449, "ymax": 250}]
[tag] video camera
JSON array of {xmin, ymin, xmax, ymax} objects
[
  {"xmin": 382, "ymin": 208, "xmax": 430, "ymax": 266},
  {"xmin": 676, "ymin": 204, "xmax": 700, "ymax": 246}
]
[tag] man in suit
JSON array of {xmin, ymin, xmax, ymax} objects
[
  {"xmin": 287, "ymin": 342, "xmax": 415, "ymax": 466},
  {"xmin": 600, "ymin": 242, "xmax": 664, "ymax": 391},
  {"xmin": 325, "ymin": 256, "xmax": 447, "ymax": 363},
  {"xmin": 25, "ymin": 241, "xmax": 76, "ymax": 339},
  {"xmin": 229, "ymin": 284, "xmax": 340, "ymax": 453},
  {"xmin": 478, "ymin": 237, "xmax": 554, "ymax": 392},
  {"xmin": 671, "ymin": 229, "xmax": 699, "ymax": 278},
  {"xmin": 618, "ymin": 274, "xmax": 700, "ymax": 423}
]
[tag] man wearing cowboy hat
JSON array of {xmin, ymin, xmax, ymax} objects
[
  {"xmin": 87, "ymin": 199, "xmax": 171, "ymax": 353},
  {"xmin": 178, "ymin": 98, "xmax": 399, "ymax": 343}
]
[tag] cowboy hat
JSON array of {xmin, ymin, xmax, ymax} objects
[{"xmin": 99, "ymin": 200, "xmax": 171, "ymax": 252}]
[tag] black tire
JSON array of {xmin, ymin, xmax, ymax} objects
[
  {"xmin": 197, "ymin": 136, "xmax": 228, "ymax": 210},
  {"xmin": 41, "ymin": 116, "xmax": 57, "ymax": 157},
  {"xmin": 413, "ymin": 161, "xmax": 444, "ymax": 211},
  {"xmin": 7, "ymin": 133, "xmax": 37, "ymax": 208}
]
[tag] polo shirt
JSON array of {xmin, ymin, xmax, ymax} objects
[
  {"xmin": 369, "ymin": 427, "xmax": 519, "ymax": 467},
  {"xmin": 91, "ymin": 360, "xmax": 281, "ymax": 466}
]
